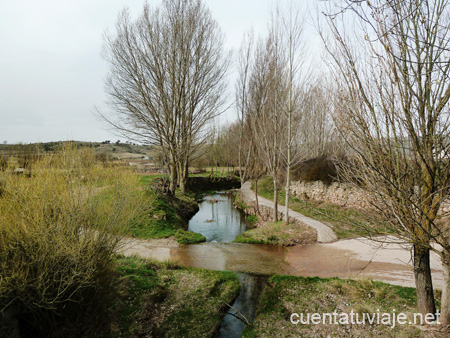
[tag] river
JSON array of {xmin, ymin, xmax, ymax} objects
[
  {"xmin": 121, "ymin": 190, "xmax": 439, "ymax": 336},
  {"xmin": 187, "ymin": 192, "xmax": 277, "ymax": 338}
]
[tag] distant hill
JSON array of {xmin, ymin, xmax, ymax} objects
[{"xmin": 0, "ymin": 141, "xmax": 153, "ymax": 160}]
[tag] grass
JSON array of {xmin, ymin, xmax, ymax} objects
[
  {"xmin": 246, "ymin": 214, "xmax": 259, "ymax": 225},
  {"xmin": 127, "ymin": 174, "xmax": 242, "ymax": 244},
  {"xmin": 235, "ymin": 220, "xmax": 317, "ymax": 246},
  {"xmin": 254, "ymin": 176, "xmax": 396, "ymax": 239},
  {"xmin": 125, "ymin": 177, "xmax": 206, "ymax": 244},
  {"xmin": 243, "ymin": 275, "xmax": 442, "ymax": 338},
  {"xmin": 0, "ymin": 145, "xmax": 143, "ymax": 337},
  {"xmin": 111, "ymin": 256, "xmax": 240, "ymax": 337}
]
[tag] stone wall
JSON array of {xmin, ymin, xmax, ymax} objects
[
  {"xmin": 290, "ymin": 180, "xmax": 450, "ymax": 213},
  {"xmin": 290, "ymin": 181, "xmax": 370, "ymax": 209}
]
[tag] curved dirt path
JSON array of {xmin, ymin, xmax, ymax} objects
[{"xmin": 240, "ymin": 181, "xmax": 337, "ymax": 243}]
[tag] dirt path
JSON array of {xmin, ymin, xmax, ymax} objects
[
  {"xmin": 285, "ymin": 235, "xmax": 443, "ymax": 288},
  {"xmin": 240, "ymin": 181, "xmax": 337, "ymax": 243}
]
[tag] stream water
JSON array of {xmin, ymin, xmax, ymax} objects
[
  {"xmin": 187, "ymin": 192, "xmax": 276, "ymax": 338},
  {"xmin": 188, "ymin": 192, "xmax": 247, "ymax": 243},
  {"xmin": 121, "ymin": 191, "xmax": 424, "ymax": 335}
]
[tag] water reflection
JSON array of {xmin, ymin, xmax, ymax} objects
[
  {"xmin": 125, "ymin": 191, "xmax": 287, "ymax": 338},
  {"xmin": 188, "ymin": 193, "xmax": 247, "ymax": 242},
  {"xmin": 218, "ymin": 273, "xmax": 265, "ymax": 338},
  {"xmin": 171, "ymin": 243, "xmax": 288, "ymax": 275}
]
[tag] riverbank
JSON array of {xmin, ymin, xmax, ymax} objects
[
  {"xmin": 118, "ymin": 182, "xmax": 446, "ymax": 337},
  {"xmin": 127, "ymin": 176, "xmax": 240, "ymax": 244},
  {"xmin": 253, "ymin": 176, "xmax": 396, "ymax": 239},
  {"xmin": 243, "ymin": 275, "xmax": 446, "ymax": 338},
  {"xmin": 110, "ymin": 257, "xmax": 240, "ymax": 337},
  {"xmin": 235, "ymin": 219, "xmax": 317, "ymax": 246}
]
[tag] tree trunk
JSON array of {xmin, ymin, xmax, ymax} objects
[
  {"xmin": 178, "ymin": 159, "xmax": 189, "ymax": 195},
  {"xmin": 440, "ymin": 250, "xmax": 450, "ymax": 324},
  {"xmin": 169, "ymin": 161, "xmax": 177, "ymax": 195},
  {"xmin": 414, "ymin": 244, "xmax": 436, "ymax": 318},
  {"xmin": 273, "ymin": 177, "xmax": 278, "ymax": 222},
  {"xmin": 255, "ymin": 178, "xmax": 260, "ymax": 215},
  {"xmin": 285, "ymin": 166, "xmax": 290, "ymax": 224}
]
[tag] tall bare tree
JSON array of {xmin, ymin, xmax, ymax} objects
[
  {"xmin": 236, "ymin": 30, "xmax": 255, "ymax": 187},
  {"xmin": 249, "ymin": 34, "xmax": 288, "ymax": 221},
  {"xmin": 322, "ymin": 0, "xmax": 450, "ymax": 321},
  {"xmin": 100, "ymin": 0, "xmax": 229, "ymax": 194},
  {"xmin": 276, "ymin": 2, "xmax": 306, "ymax": 223},
  {"xmin": 299, "ymin": 83, "xmax": 339, "ymax": 158}
]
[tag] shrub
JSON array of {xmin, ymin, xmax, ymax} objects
[
  {"xmin": 16, "ymin": 145, "xmax": 40, "ymax": 170},
  {"xmin": 95, "ymin": 151, "xmax": 112, "ymax": 166},
  {"xmin": 0, "ymin": 154, "xmax": 8, "ymax": 171},
  {"xmin": 292, "ymin": 156, "xmax": 337, "ymax": 185},
  {"xmin": 0, "ymin": 144, "xmax": 141, "ymax": 336}
]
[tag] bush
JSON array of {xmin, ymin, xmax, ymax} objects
[
  {"xmin": 292, "ymin": 156, "xmax": 337, "ymax": 185},
  {"xmin": 95, "ymin": 151, "xmax": 112, "ymax": 166},
  {"xmin": 175, "ymin": 229, "xmax": 206, "ymax": 244},
  {"xmin": 0, "ymin": 154, "xmax": 8, "ymax": 171},
  {"xmin": 0, "ymin": 144, "xmax": 141, "ymax": 336},
  {"xmin": 16, "ymin": 145, "xmax": 40, "ymax": 170}
]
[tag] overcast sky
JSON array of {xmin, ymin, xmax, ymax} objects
[{"xmin": 0, "ymin": 0, "xmax": 318, "ymax": 144}]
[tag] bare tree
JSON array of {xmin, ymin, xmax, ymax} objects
[
  {"xmin": 300, "ymin": 83, "xmax": 340, "ymax": 159},
  {"xmin": 100, "ymin": 0, "xmax": 229, "ymax": 194},
  {"xmin": 249, "ymin": 34, "xmax": 288, "ymax": 221},
  {"xmin": 277, "ymin": 2, "xmax": 306, "ymax": 223},
  {"xmin": 236, "ymin": 30, "xmax": 255, "ymax": 187},
  {"xmin": 321, "ymin": 0, "xmax": 450, "ymax": 321}
]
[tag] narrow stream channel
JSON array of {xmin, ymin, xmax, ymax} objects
[{"xmin": 188, "ymin": 192, "xmax": 265, "ymax": 338}]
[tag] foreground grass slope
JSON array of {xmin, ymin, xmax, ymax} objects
[
  {"xmin": 244, "ymin": 275, "xmax": 444, "ymax": 338},
  {"xmin": 112, "ymin": 257, "xmax": 240, "ymax": 337}
]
